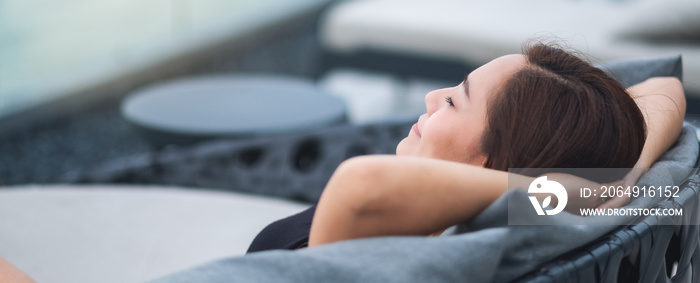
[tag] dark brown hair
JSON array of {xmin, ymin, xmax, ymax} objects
[{"xmin": 481, "ymin": 44, "xmax": 646, "ymax": 182}]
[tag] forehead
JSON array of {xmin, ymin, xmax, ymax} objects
[
  {"xmin": 469, "ymin": 54, "xmax": 527, "ymax": 98},
  {"xmin": 471, "ymin": 54, "xmax": 527, "ymax": 83}
]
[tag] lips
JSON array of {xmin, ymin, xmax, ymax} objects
[{"xmin": 412, "ymin": 123, "xmax": 421, "ymax": 137}]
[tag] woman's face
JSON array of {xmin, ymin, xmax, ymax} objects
[{"xmin": 396, "ymin": 54, "xmax": 527, "ymax": 165}]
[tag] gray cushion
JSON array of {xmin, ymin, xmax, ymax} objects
[{"xmin": 597, "ymin": 55, "xmax": 683, "ymax": 88}]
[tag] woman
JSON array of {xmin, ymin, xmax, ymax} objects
[
  {"xmin": 0, "ymin": 44, "xmax": 686, "ymax": 280},
  {"xmin": 248, "ymin": 43, "xmax": 686, "ymax": 251}
]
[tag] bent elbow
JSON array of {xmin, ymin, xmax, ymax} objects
[
  {"xmin": 309, "ymin": 156, "xmax": 394, "ymax": 246},
  {"xmin": 672, "ymin": 78, "xmax": 686, "ymax": 118},
  {"xmin": 652, "ymin": 77, "xmax": 686, "ymax": 118},
  {"xmin": 327, "ymin": 156, "xmax": 393, "ymax": 215}
]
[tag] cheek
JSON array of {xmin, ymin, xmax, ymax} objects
[
  {"xmin": 421, "ymin": 122, "xmax": 463, "ymax": 157},
  {"xmin": 420, "ymin": 117, "xmax": 483, "ymax": 162}
]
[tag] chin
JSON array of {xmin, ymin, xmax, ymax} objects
[{"xmin": 395, "ymin": 139, "xmax": 411, "ymax": 156}]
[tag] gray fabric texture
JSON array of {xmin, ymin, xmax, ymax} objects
[{"xmin": 597, "ymin": 54, "xmax": 683, "ymax": 88}]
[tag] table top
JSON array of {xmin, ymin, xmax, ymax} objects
[{"xmin": 122, "ymin": 75, "xmax": 347, "ymax": 140}]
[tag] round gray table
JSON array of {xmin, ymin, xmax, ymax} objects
[{"xmin": 121, "ymin": 75, "xmax": 347, "ymax": 146}]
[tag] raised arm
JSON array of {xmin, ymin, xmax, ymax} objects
[
  {"xmin": 600, "ymin": 77, "xmax": 686, "ymax": 208},
  {"xmin": 308, "ymin": 156, "xmax": 533, "ymax": 247},
  {"xmin": 629, "ymin": 77, "xmax": 686, "ymax": 168}
]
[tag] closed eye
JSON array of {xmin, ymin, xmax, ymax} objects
[{"xmin": 445, "ymin": 96, "xmax": 454, "ymax": 107}]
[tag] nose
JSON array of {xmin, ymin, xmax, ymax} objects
[{"xmin": 424, "ymin": 87, "xmax": 447, "ymax": 115}]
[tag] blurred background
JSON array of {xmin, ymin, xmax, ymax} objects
[
  {"xmin": 0, "ymin": 0, "xmax": 332, "ymax": 184},
  {"xmin": 1, "ymin": 0, "xmax": 699, "ymax": 282},
  {"xmin": 1, "ymin": 0, "xmax": 699, "ymax": 185}
]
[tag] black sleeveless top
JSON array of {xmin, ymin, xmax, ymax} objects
[{"xmin": 247, "ymin": 205, "xmax": 316, "ymax": 253}]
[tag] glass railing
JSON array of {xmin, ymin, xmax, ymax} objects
[{"xmin": 0, "ymin": 0, "xmax": 331, "ymax": 120}]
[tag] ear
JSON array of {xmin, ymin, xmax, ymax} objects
[{"xmin": 472, "ymin": 154, "xmax": 487, "ymax": 167}]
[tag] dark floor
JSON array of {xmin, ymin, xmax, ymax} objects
[{"xmin": 0, "ymin": 15, "xmax": 323, "ymax": 185}]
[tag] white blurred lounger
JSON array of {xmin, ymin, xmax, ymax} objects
[
  {"xmin": 320, "ymin": 0, "xmax": 700, "ymax": 96},
  {"xmin": 0, "ymin": 185, "xmax": 308, "ymax": 283}
]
